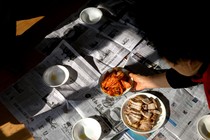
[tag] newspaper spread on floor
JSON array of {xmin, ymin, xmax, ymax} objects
[{"xmin": 0, "ymin": 0, "xmax": 209, "ymax": 140}]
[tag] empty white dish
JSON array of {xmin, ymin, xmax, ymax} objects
[
  {"xmin": 80, "ymin": 7, "xmax": 103, "ymax": 24},
  {"xmin": 197, "ymin": 114, "xmax": 210, "ymax": 140},
  {"xmin": 72, "ymin": 118, "xmax": 102, "ymax": 140},
  {"xmin": 43, "ymin": 65, "xmax": 69, "ymax": 87}
]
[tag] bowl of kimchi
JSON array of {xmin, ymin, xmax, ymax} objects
[
  {"xmin": 98, "ymin": 67, "xmax": 133, "ymax": 97},
  {"xmin": 121, "ymin": 92, "xmax": 166, "ymax": 134}
]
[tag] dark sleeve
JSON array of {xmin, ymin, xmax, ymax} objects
[{"xmin": 166, "ymin": 68, "xmax": 198, "ymax": 88}]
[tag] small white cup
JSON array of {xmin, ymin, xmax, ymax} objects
[
  {"xmin": 197, "ymin": 115, "xmax": 210, "ymax": 140},
  {"xmin": 79, "ymin": 7, "xmax": 103, "ymax": 24},
  {"xmin": 72, "ymin": 118, "xmax": 102, "ymax": 140},
  {"xmin": 43, "ymin": 65, "xmax": 69, "ymax": 87}
]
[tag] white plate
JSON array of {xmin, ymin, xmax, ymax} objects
[
  {"xmin": 80, "ymin": 7, "xmax": 103, "ymax": 24},
  {"xmin": 197, "ymin": 115, "xmax": 210, "ymax": 140},
  {"xmin": 72, "ymin": 118, "xmax": 102, "ymax": 140},
  {"xmin": 121, "ymin": 92, "xmax": 166, "ymax": 134},
  {"xmin": 43, "ymin": 65, "xmax": 69, "ymax": 87}
]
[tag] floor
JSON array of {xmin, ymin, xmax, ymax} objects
[{"xmin": 0, "ymin": 1, "xmax": 88, "ymax": 139}]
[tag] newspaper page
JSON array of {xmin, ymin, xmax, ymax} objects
[
  {"xmin": 147, "ymin": 127, "xmax": 180, "ymax": 140},
  {"xmin": 162, "ymin": 88, "xmax": 204, "ymax": 137},
  {"xmin": 131, "ymin": 40, "xmax": 170, "ymax": 70},
  {"xmin": 35, "ymin": 40, "xmax": 101, "ymax": 99},
  {"xmin": 37, "ymin": 0, "xmax": 141, "ymax": 75},
  {"xmin": 146, "ymin": 86, "xmax": 207, "ymax": 140},
  {"xmin": 99, "ymin": 21, "xmax": 143, "ymax": 52},
  {"xmin": 0, "ymin": 73, "xmax": 55, "ymax": 122},
  {"xmin": 179, "ymin": 105, "xmax": 210, "ymax": 140},
  {"xmin": 24, "ymin": 103, "xmax": 82, "ymax": 140},
  {"xmin": 64, "ymin": 24, "xmax": 130, "ymax": 74},
  {"xmin": 0, "ymin": 39, "xmax": 100, "ymax": 123}
]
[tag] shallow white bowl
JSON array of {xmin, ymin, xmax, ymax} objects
[
  {"xmin": 72, "ymin": 118, "xmax": 102, "ymax": 140},
  {"xmin": 121, "ymin": 92, "xmax": 166, "ymax": 134},
  {"xmin": 80, "ymin": 7, "xmax": 103, "ymax": 24},
  {"xmin": 197, "ymin": 115, "xmax": 210, "ymax": 140},
  {"xmin": 43, "ymin": 65, "xmax": 69, "ymax": 87}
]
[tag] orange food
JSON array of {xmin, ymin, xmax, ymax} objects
[{"xmin": 101, "ymin": 68, "xmax": 131, "ymax": 96}]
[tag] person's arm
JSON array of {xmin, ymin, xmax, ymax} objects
[{"xmin": 129, "ymin": 68, "xmax": 198, "ymax": 91}]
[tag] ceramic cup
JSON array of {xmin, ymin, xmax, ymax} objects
[
  {"xmin": 43, "ymin": 65, "xmax": 69, "ymax": 87},
  {"xmin": 79, "ymin": 7, "xmax": 103, "ymax": 24},
  {"xmin": 197, "ymin": 114, "xmax": 210, "ymax": 140},
  {"xmin": 72, "ymin": 118, "xmax": 102, "ymax": 140}
]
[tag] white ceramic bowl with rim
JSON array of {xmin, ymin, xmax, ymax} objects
[
  {"xmin": 42, "ymin": 65, "xmax": 69, "ymax": 87},
  {"xmin": 79, "ymin": 7, "xmax": 103, "ymax": 24},
  {"xmin": 121, "ymin": 92, "xmax": 166, "ymax": 134},
  {"xmin": 72, "ymin": 118, "xmax": 102, "ymax": 140},
  {"xmin": 98, "ymin": 67, "xmax": 133, "ymax": 97},
  {"xmin": 197, "ymin": 114, "xmax": 210, "ymax": 140}
]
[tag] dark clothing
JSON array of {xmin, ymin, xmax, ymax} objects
[
  {"xmin": 166, "ymin": 63, "xmax": 210, "ymax": 109},
  {"xmin": 166, "ymin": 69, "xmax": 198, "ymax": 88}
]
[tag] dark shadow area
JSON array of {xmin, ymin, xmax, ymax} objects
[
  {"xmin": 125, "ymin": 62, "xmax": 157, "ymax": 76},
  {"xmin": 0, "ymin": 0, "xmax": 89, "ymax": 70},
  {"xmin": 0, "ymin": 0, "xmax": 171, "ymax": 140},
  {"xmin": 62, "ymin": 65, "xmax": 78, "ymax": 85},
  {"xmin": 0, "ymin": 0, "xmax": 89, "ymax": 90}
]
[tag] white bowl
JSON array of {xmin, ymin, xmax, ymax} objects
[
  {"xmin": 43, "ymin": 65, "xmax": 69, "ymax": 87},
  {"xmin": 121, "ymin": 92, "xmax": 166, "ymax": 134},
  {"xmin": 72, "ymin": 118, "xmax": 102, "ymax": 140},
  {"xmin": 80, "ymin": 7, "xmax": 103, "ymax": 24},
  {"xmin": 197, "ymin": 115, "xmax": 210, "ymax": 140},
  {"xmin": 98, "ymin": 67, "xmax": 133, "ymax": 97}
]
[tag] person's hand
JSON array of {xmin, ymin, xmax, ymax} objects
[
  {"xmin": 129, "ymin": 73, "xmax": 150, "ymax": 91},
  {"xmin": 129, "ymin": 72, "xmax": 170, "ymax": 91}
]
